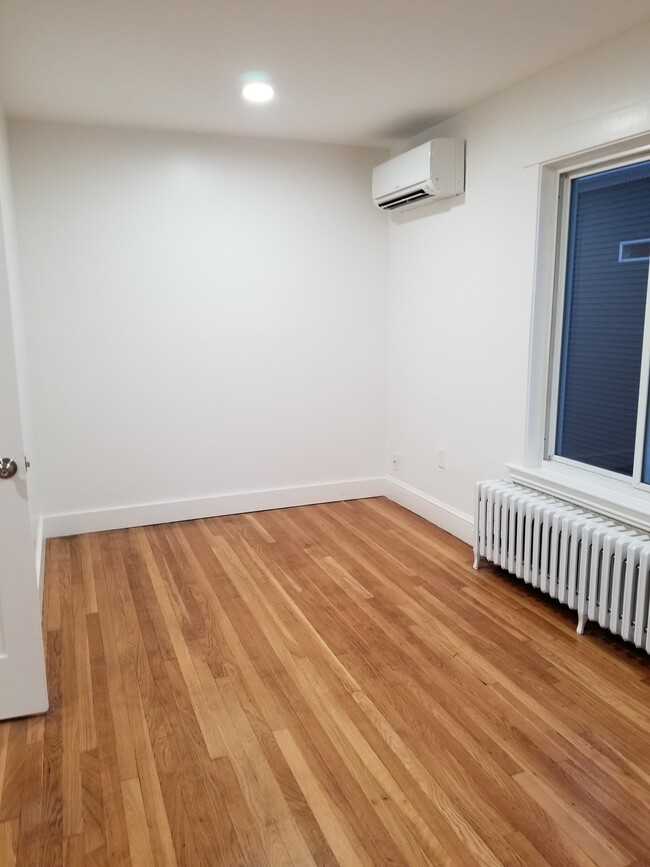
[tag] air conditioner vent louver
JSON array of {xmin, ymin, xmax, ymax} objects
[{"xmin": 382, "ymin": 188, "xmax": 431, "ymax": 210}]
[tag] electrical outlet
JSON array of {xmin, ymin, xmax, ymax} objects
[
  {"xmin": 392, "ymin": 453, "xmax": 400, "ymax": 472},
  {"xmin": 437, "ymin": 448, "xmax": 446, "ymax": 469}
]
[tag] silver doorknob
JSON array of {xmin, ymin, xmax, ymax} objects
[{"xmin": 0, "ymin": 458, "xmax": 18, "ymax": 479}]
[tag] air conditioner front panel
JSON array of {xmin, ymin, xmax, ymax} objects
[
  {"xmin": 372, "ymin": 141, "xmax": 433, "ymax": 202},
  {"xmin": 372, "ymin": 138, "xmax": 465, "ymax": 211}
]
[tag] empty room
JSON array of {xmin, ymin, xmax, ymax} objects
[{"xmin": 1, "ymin": 1, "xmax": 650, "ymax": 865}]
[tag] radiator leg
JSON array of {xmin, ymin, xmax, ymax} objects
[
  {"xmin": 473, "ymin": 551, "xmax": 480, "ymax": 570},
  {"xmin": 577, "ymin": 612, "xmax": 587, "ymax": 635}
]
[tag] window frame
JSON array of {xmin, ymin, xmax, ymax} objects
[
  {"xmin": 544, "ymin": 152, "xmax": 650, "ymax": 492},
  {"xmin": 513, "ymin": 133, "xmax": 650, "ymax": 533}
]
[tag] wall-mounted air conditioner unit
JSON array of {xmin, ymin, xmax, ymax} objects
[{"xmin": 372, "ymin": 138, "xmax": 465, "ymax": 212}]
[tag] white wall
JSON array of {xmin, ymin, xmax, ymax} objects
[
  {"xmin": 8, "ymin": 121, "xmax": 388, "ymax": 533},
  {"xmin": 385, "ymin": 23, "xmax": 650, "ymax": 540}
]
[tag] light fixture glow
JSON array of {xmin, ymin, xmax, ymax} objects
[{"xmin": 242, "ymin": 81, "xmax": 275, "ymax": 103}]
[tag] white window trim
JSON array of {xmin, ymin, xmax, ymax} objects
[
  {"xmin": 507, "ymin": 462, "xmax": 650, "ymax": 533},
  {"xmin": 518, "ymin": 131, "xmax": 650, "ymax": 532}
]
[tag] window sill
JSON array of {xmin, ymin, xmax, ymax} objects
[{"xmin": 506, "ymin": 462, "xmax": 650, "ymax": 533}]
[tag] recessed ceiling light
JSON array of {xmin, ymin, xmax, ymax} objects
[{"xmin": 242, "ymin": 81, "xmax": 275, "ymax": 103}]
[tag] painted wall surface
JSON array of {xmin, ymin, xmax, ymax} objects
[
  {"xmin": 386, "ymin": 23, "xmax": 650, "ymax": 525},
  {"xmin": 8, "ymin": 122, "xmax": 388, "ymax": 522}
]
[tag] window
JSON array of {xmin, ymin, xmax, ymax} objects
[
  {"xmin": 619, "ymin": 239, "xmax": 650, "ymax": 263},
  {"xmin": 547, "ymin": 157, "xmax": 650, "ymax": 489}
]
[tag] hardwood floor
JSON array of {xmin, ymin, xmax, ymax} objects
[{"xmin": 1, "ymin": 497, "xmax": 650, "ymax": 866}]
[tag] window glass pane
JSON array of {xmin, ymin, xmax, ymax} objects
[{"xmin": 556, "ymin": 161, "xmax": 650, "ymax": 475}]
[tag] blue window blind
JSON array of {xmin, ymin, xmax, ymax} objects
[{"xmin": 556, "ymin": 161, "xmax": 650, "ymax": 476}]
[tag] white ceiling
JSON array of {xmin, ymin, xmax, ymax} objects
[{"xmin": 1, "ymin": 0, "xmax": 650, "ymax": 148}]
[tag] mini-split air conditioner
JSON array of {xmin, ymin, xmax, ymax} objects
[{"xmin": 372, "ymin": 138, "xmax": 465, "ymax": 211}]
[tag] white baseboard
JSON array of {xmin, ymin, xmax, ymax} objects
[
  {"xmin": 383, "ymin": 477, "xmax": 474, "ymax": 545},
  {"xmin": 40, "ymin": 475, "xmax": 475, "ymax": 550},
  {"xmin": 41, "ymin": 478, "xmax": 386, "ymax": 539}
]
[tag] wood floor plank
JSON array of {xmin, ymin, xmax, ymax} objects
[
  {"xmin": 15, "ymin": 740, "xmax": 44, "ymax": 867},
  {"xmin": 0, "ymin": 819, "xmax": 18, "ymax": 867},
  {"xmin": 0, "ymin": 721, "xmax": 9, "ymax": 804},
  {"xmin": 120, "ymin": 677, "xmax": 177, "ymax": 867},
  {"xmin": 274, "ymin": 727, "xmax": 368, "ymax": 867},
  {"xmin": 41, "ymin": 628, "xmax": 63, "ymax": 867},
  {"xmin": 63, "ymin": 833, "xmax": 85, "ymax": 867},
  {"xmin": 43, "ymin": 538, "xmax": 66, "ymax": 634},
  {"xmin": 78, "ymin": 535, "xmax": 99, "ymax": 615},
  {"xmin": 90, "ymin": 536, "xmax": 139, "ymax": 785},
  {"xmin": 121, "ymin": 777, "xmax": 155, "ymax": 867},
  {"xmin": 211, "ymin": 754, "xmax": 274, "ymax": 867},
  {"xmin": 80, "ymin": 748, "xmax": 106, "ymax": 859},
  {"xmin": 5, "ymin": 497, "xmax": 650, "ymax": 866},
  {"xmin": 0, "ymin": 720, "xmax": 28, "ymax": 822},
  {"xmin": 86, "ymin": 612, "xmax": 132, "ymax": 867}
]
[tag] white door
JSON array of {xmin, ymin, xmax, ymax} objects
[{"xmin": 0, "ymin": 182, "xmax": 48, "ymax": 720}]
